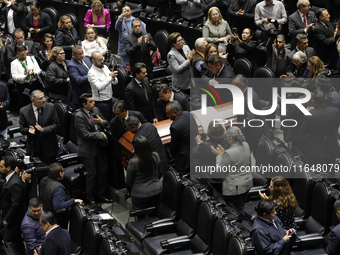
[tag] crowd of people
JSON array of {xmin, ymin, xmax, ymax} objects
[{"xmin": 0, "ymin": 0, "xmax": 340, "ymax": 254}]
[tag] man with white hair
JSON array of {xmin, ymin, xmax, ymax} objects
[
  {"xmin": 192, "ymin": 37, "xmax": 207, "ymax": 77},
  {"xmin": 288, "ymin": 0, "xmax": 316, "ymax": 50},
  {"xmin": 289, "ymin": 51, "xmax": 308, "ymax": 77}
]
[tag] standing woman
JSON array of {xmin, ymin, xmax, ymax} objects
[
  {"xmin": 25, "ymin": 1, "xmax": 53, "ymax": 42},
  {"xmin": 38, "ymin": 33, "xmax": 56, "ymax": 71},
  {"xmin": 202, "ymin": 7, "xmax": 232, "ymax": 51},
  {"xmin": 167, "ymin": 32, "xmax": 195, "ymax": 95},
  {"xmin": 81, "ymin": 25, "xmax": 107, "ymax": 58},
  {"xmin": 212, "ymin": 126, "xmax": 253, "ymax": 211},
  {"xmin": 55, "ymin": 15, "xmax": 80, "ymax": 60},
  {"xmin": 84, "ymin": 0, "xmax": 111, "ymax": 32},
  {"xmin": 45, "ymin": 46, "xmax": 71, "ymax": 103},
  {"xmin": 1, "ymin": 0, "xmax": 27, "ymax": 36},
  {"xmin": 126, "ymin": 136, "xmax": 162, "ymax": 212}
]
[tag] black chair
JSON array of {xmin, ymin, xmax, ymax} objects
[
  {"xmin": 142, "ymin": 185, "xmax": 201, "ymax": 255},
  {"xmin": 98, "ymin": 238, "xmax": 116, "ymax": 255},
  {"xmin": 227, "ymin": 236, "xmax": 248, "ymax": 255},
  {"xmin": 65, "ymin": 13, "xmax": 78, "ymax": 29},
  {"xmin": 92, "ymin": 25, "xmax": 109, "ymax": 38},
  {"xmin": 112, "ymin": 65, "xmax": 131, "ymax": 100},
  {"xmin": 210, "ymin": 218, "xmax": 234, "ymax": 255},
  {"xmin": 159, "ymin": 201, "xmax": 217, "ymax": 254},
  {"xmin": 253, "ymin": 66, "xmax": 275, "ymax": 78},
  {"xmin": 125, "ymin": 169, "xmax": 183, "ymax": 244},
  {"xmin": 53, "ymin": 101, "xmax": 73, "ymax": 142},
  {"xmin": 233, "ymin": 58, "xmax": 254, "ymax": 77},
  {"xmin": 41, "ymin": 7, "xmax": 59, "ymax": 33},
  {"xmin": 153, "ymin": 29, "xmax": 170, "ymax": 62},
  {"xmin": 82, "ymin": 220, "xmax": 103, "ymax": 255},
  {"xmin": 69, "ymin": 204, "xmax": 87, "ymax": 254}
]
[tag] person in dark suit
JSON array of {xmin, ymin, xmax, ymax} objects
[
  {"xmin": 204, "ymin": 54, "xmax": 235, "ymax": 80},
  {"xmin": 0, "ymin": 81, "xmax": 10, "ymax": 139},
  {"xmin": 67, "ymin": 45, "xmax": 92, "ymax": 107},
  {"xmin": 166, "ymin": 100, "xmax": 198, "ymax": 174},
  {"xmin": 25, "ymin": 2, "xmax": 52, "ymax": 42},
  {"xmin": 35, "ymin": 212, "xmax": 70, "ymax": 255},
  {"xmin": 288, "ymin": 33, "xmax": 315, "ymax": 61},
  {"xmin": 1, "ymin": 0, "xmax": 27, "ymax": 36},
  {"xmin": 326, "ymin": 199, "xmax": 340, "ymax": 255},
  {"xmin": 7, "ymin": 28, "xmax": 39, "ymax": 63},
  {"xmin": 124, "ymin": 18, "xmax": 157, "ymax": 79},
  {"xmin": 156, "ymin": 84, "xmax": 190, "ymax": 121},
  {"xmin": 126, "ymin": 116, "xmax": 168, "ymax": 175},
  {"xmin": 39, "ymin": 163, "xmax": 83, "ymax": 229},
  {"xmin": 0, "ymin": 156, "xmax": 26, "ymax": 254},
  {"xmin": 303, "ymin": 89, "xmax": 340, "ymax": 165},
  {"xmin": 313, "ymin": 8, "xmax": 339, "ymax": 68},
  {"xmin": 228, "ymin": 0, "xmax": 257, "ymax": 34},
  {"xmin": 124, "ymin": 62, "xmax": 157, "ymax": 123},
  {"xmin": 109, "ymin": 101, "xmax": 147, "ymax": 189},
  {"xmin": 74, "ymin": 93, "xmax": 112, "ymax": 205},
  {"xmin": 288, "ymin": 0, "xmax": 315, "ymax": 50},
  {"xmin": 19, "ymin": 90, "xmax": 60, "ymax": 164}
]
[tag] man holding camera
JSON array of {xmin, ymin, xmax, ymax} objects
[{"xmin": 124, "ymin": 18, "xmax": 157, "ymax": 79}]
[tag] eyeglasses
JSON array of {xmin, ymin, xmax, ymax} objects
[
  {"xmin": 58, "ymin": 52, "xmax": 66, "ymax": 55},
  {"xmin": 177, "ymin": 39, "xmax": 184, "ymax": 43},
  {"xmin": 211, "ymin": 13, "xmax": 219, "ymax": 16}
]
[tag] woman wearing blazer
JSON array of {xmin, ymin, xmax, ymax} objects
[
  {"xmin": 25, "ymin": 1, "xmax": 53, "ymax": 42},
  {"xmin": 167, "ymin": 32, "xmax": 195, "ymax": 95}
]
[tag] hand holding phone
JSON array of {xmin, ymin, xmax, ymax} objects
[{"xmin": 288, "ymin": 230, "xmax": 296, "ymax": 236}]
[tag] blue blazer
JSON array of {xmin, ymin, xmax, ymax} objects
[
  {"xmin": 40, "ymin": 226, "xmax": 70, "ymax": 255},
  {"xmin": 67, "ymin": 57, "xmax": 92, "ymax": 105}
]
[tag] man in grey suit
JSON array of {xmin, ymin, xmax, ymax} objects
[
  {"xmin": 74, "ymin": 93, "xmax": 112, "ymax": 205},
  {"xmin": 289, "ymin": 33, "xmax": 315, "ymax": 61},
  {"xmin": 19, "ymin": 90, "xmax": 59, "ymax": 164},
  {"xmin": 288, "ymin": 0, "xmax": 315, "ymax": 50}
]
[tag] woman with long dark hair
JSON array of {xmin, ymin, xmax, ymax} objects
[
  {"xmin": 38, "ymin": 33, "xmax": 56, "ymax": 71},
  {"xmin": 126, "ymin": 136, "xmax": 162, "ymax": 211}
]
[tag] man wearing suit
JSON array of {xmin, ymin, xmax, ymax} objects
[
  {"xmin": 19, "ymin": 90, "xmax": 60, "ymax": 164},
  {"xmin": 0, "ymin": 156, "xmax": 26, "ymax": 254},
  {"xmin": 67, "ymin": 45, "xmax": 92, "ymax": 107},
  {"xmin": 36, "ymin": 212, "xmax": 70, "ymax": 255},
  {"xmin": 0, "ymin": 81, "xmax": 10, "ymax": 139},
  {"xmin": 303, "ymin": 90, "xmax": 340, "ymax": 165},
  {"xmin": 313, "ymin": 8, "xmax": 339, "ymax": 68},
  {"xmin": 156, "ymin": 84, "xmax": 190, "ymax": 121},
  {"xmin": 1, "ymin": 0, "xmax": 27, "ymax": 36},
  {"xmin": 166, "ymin": 100, "xmax": 198, "ymax": 174},
  {"xmin": 126, "ymin": 116, "xmax": 168, "ymax": 175},
  {"xmin": 228, "ymin": 0, "xmax": 257, "ymax": 34},
  {"xmin": 192, "ymin": 38, "xmax": 207, "ymax": 78},
  {"xmin": 110, "ymin": 101, "xmax": 147, "ymax": 188},
  {"xmin": 288, "ymin": 33, "xmax": 315, "ymax": 61},
  {"xmin": 7, "ymin": 28, "xmax": 38, "ymax": 64},
  {"xmin": 205, "ymin": 55, "xmax": 235, "ymax": 80},
  {"xmin": 288, "ymin": 0, "xmax": 315, "ymax": 50},
  {"xmin": 124, "ymin": 62, "xmax": 157, "ymax": 123},
  {"xmin": 74, "ymin": 93, "xmax": 112, "ymax": 204},
  {"xmin": 326, "ymin": 199, "xmax": 340, "ymax": 255},
  {"xmin": 124, "ymin": 18, "xmax": 157, "ymax": 79}
]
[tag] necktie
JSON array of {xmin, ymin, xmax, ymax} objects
[
  {"xmin": 37, "ymin": 108, "xmax": 42, "ymax": 125},
  {"xmin": 89, "ymin": 110, "xmax": 94, "ymax": 122},
  {"xmin": 303, "ymin": 15, "xmax": 307, "ymax": 28},
  {"xmin": 142, "ymin": 82, "xmax": 148, "ymax": 101},
  {"xmin": 82, "ymin": 61, "xmax": 89, "ymax": 71},
  {"xmin": 122, "ymin": 119, "xmax": 127, "ymax": 130}
]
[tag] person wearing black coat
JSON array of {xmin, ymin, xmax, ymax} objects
[
  {"xmin": 25, "ymin": 2, "xmax": 53, "ymax": 42},
  {"xmin": 55, "ymin": 15, "xmax": 81, "ymax": 60},
  {"xmin": 1, "ymin": 0, "xmax": 27, "ymax": 36},
  {"xmin": 0, "ymin": 82, "xmax": 10, "ymax": 139},
  {"xmin": 45, "ymin": 46, "xmax": 71, "ymax": 103},
  {"xmin": 228, "ymin": 0, "xmax": 257, "ymax": 33}
]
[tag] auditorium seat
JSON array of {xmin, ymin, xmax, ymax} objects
[
  {"xmin": 253, "ymin": 66, "xmax": 275, "ymax": 78},
  {"xmin": 82, "ymin": 220, "xmax": 103, "ymax": 255},
  {"xmin": 227, "ymin": 236, "xmax": 249, "ymax": 255},
  {"xmin": 126, "ymin": 169, "xmax": 183, "ymax": 244},
  {"xmin": 210, "ymin": 218, "xmax": 233, "ymax": 255},
  {"xmin": 233, "ymin": 58, "xmax": 254, "ymax": 78},
  {"xmin": 69, "ymin": 204, "xmax": 87, "ymax": 254},
  {"xmin": 41, "ymin": 7, "xmax": 59, "ymax": 33},
  {"xmin": 112, "ymin": 65, "xmax": 131, "ymax": 100}
]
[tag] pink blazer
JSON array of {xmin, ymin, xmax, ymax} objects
[{"xmin": 84, "ymin": 8, "xmax": 111, "ymax": 32}]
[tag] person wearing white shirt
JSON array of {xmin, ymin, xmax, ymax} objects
[
  {"xmin": 81, "ymin": 25, "xmax": 107, "ymax": 58},
  {"xmin": 88, "ymin": 51, "xmax": 118, "ymax": 121},
  {"xmin": 11, "ymin": 44, "xmax": 42, "ymax": 109}
]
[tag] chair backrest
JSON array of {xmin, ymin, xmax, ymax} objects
[
  {"xmin": 227, "ymin": 236, "xmax": 248, "ymax": 255},
  {"xmin": 113, "ymin": 66, "xmax": 131, "ymax": 100},
  {"xmin": 53, "ymin": 101, "xmax": 73, "ymax": 141},
  {"xmin": 254, "ymin": 136, "xmax": 283, "ymax": 167},
  {"xmin": 253, "ymin": 67, "xmax": 274, "ymax": 78},
  {"xmin": 83, "ymin": 220, "xmax": 103, "ymax": 255},
  {"xmin": 66, "ymin": 13, "xmax": 78, "ymax": 29},
  {"xmin": 157, "ymin": 169, "xmax": 183, "ymax": 220},
  {"xmin": 69, "ymin": 112, "xmax": 78, "ymax": 146},
  {"xmin": 69, "ymin": 204, "xmax": 88, "ymax": 247},
  {"xmin": 153, "ymin": 29, "xmax": 170, "ymax": 62},
  {"xmin": 176, "ymin": 186, "xmax": 201, "ymax": 236},
  {"xmin": 191, "ymin": 202, "xmax": 217, "ymax": 253},
  {"xmin": 211, "ymin": 218, "xmax": 233, "ymax": 255},
  {"xmin": 92, "ymin": 25, "xmax": 109, "ymax": 38},
  {"xmin": 233, "ymin": 58, "xmax": 253, "ymax": 77},
  {"xmin": 41, "ymin": 7, "xmax": 59, "ymax": 33},
  {"xmin": 98, "ymin": 238, "xmax": 115, "ymax": 255}
]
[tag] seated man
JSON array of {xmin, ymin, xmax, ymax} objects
[
  {"xmin": 39, "ymin": 163, "xmax": 83, "ymax": 229},
  {"xmin": 286, "ymin": 51, "xmax": 308, "ymax": 78},
  {"xmin": 156, "ymin": 84, "xmax": 190, "ymax": 121},
  {"xmin": 21, "ymin": 198, "xmax": 45, "ymax": 255},
  {"xmin": 251, "ymin": 200, "xmax": 295, "ymax": 255}
]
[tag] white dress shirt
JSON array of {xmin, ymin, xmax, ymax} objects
[{"xmin": 11, "ymin": 56, "xmax": 42, "ymax": 84}]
